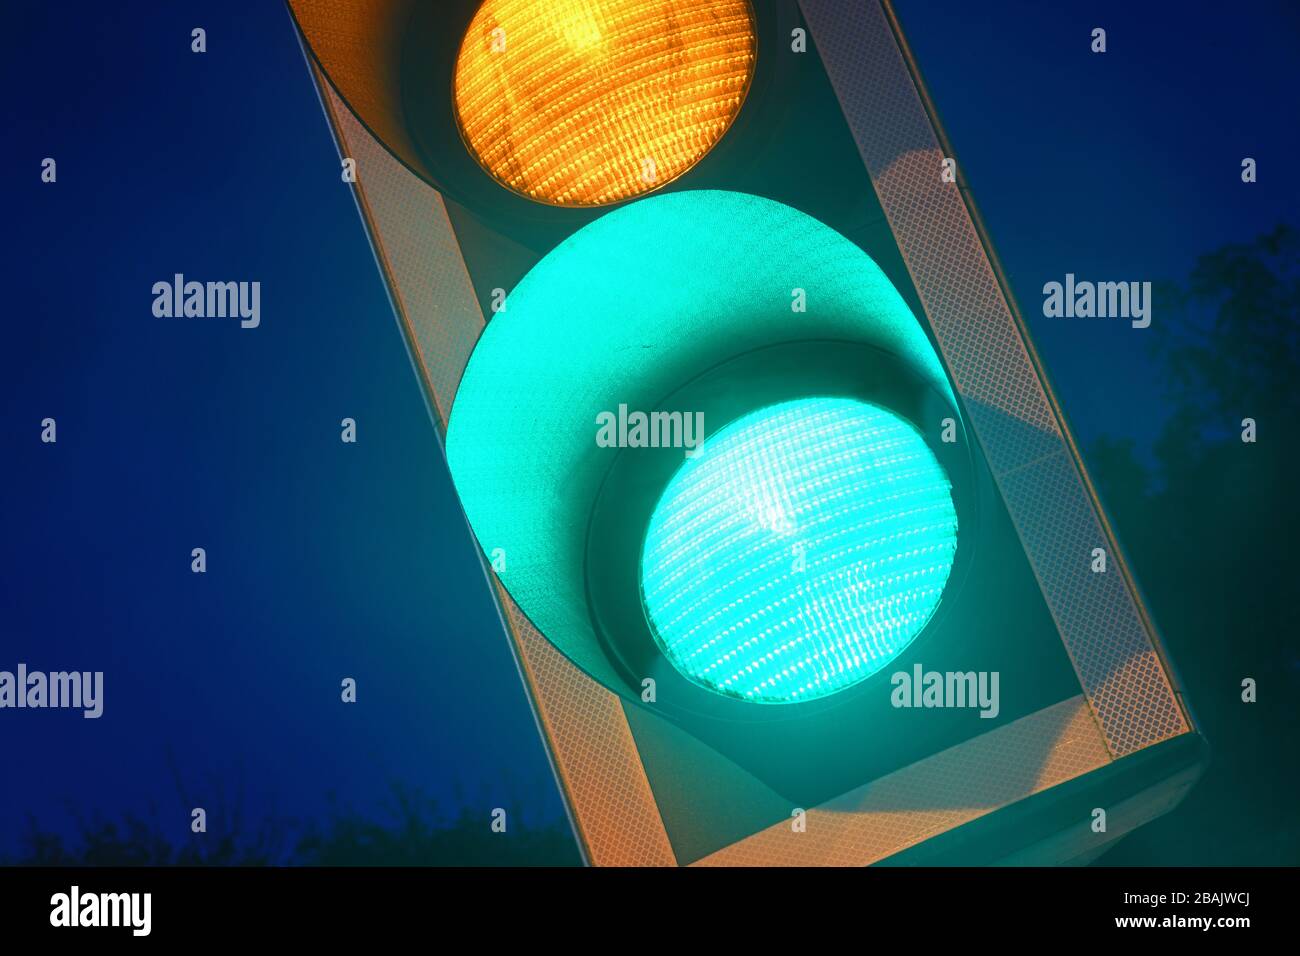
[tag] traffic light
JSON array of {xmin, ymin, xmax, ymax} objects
[
  {"xmin": 638, "ymin": 394, "xmax": 958, "ymax": 704},
  {"xmin": 288, "ymin": 0, "xmax": 1207, "ymax": 866}
]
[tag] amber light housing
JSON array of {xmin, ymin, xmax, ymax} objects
[{"xmin": 452, "ymin": 0, "xmax": 757, "ymax": 207}]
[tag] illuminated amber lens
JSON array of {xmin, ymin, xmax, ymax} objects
[{"xmin": 453, "ymin": 0, "xmax": 756, "ymax": 207}]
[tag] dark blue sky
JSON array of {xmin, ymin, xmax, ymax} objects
[
  {"xmin": 1, "ymin": 2, "xmax": 566, "ymax": 858},
  {"xmin": 2, "ymin": 1, "xmax": 1296, "ymax": 860},
  {"xmin": 895, "ymin": 0, "xmax": 1299, "ymax": 452}
]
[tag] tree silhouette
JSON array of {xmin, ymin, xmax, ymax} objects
[
  {"xmin": 1090, "ymin": 223, "xmax": 1300, "ymax": 865},
  {"xmin": 5, "ymin": 779, "xmax": 581, "ymax": 867}
]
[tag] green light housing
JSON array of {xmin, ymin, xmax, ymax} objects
[{"xmin": 446, "ymin": 190, "xmax": 965, "ymax": 714}]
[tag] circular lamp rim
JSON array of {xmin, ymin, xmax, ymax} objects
[
  {"xmin": 449, "ymin": 0, "xmax": 761, "ymax": 209},
  {"xmin": 396, "ymin": 0, "xmax": 795, "ymax": 229},
  {"xmin": 583, "ymin": 339, "xmax": 979, "ymax": 724}
]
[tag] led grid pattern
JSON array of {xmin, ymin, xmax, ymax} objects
[
  {"xmin": 641, "ymin": 398, "xmax": 958, "ymax": 703},
  {"xmin": 453, "ymin": 0, "xmax": 756, "ymax": 206}
]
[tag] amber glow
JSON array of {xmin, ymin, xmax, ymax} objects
[{"xmin": 453, "ymin": 0, "xmax": 756, "ymax": 207}]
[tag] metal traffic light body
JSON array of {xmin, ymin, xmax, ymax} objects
[{"xmin": 287, "ymin": 0, "xmax": 1206, "ymax": 866}]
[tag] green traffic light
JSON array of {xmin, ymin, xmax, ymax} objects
[
  {"xmin": 640, "ymin": 397, "xmax": 958, "ymax": 704},
  {"xmin": 447, "ymin": 190, "xmax": 961, "ymax": 703}
]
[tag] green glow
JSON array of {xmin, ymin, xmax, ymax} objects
[
  {"xmin": 640, "ymin": 397, "xmax": 957, "ymax": 704},
  {"xmin": 447, "ymin": 191, "xmax": 955, "ymax": 697}
]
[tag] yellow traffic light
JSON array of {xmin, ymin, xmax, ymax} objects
[{"xmin": 453, "ymin": 0, "xmax": 756, "ymax": 207}]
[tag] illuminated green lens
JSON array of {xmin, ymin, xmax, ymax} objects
[{"xmin": 640, "ymin": 397, "xmax": 958, "ymax": 704}]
